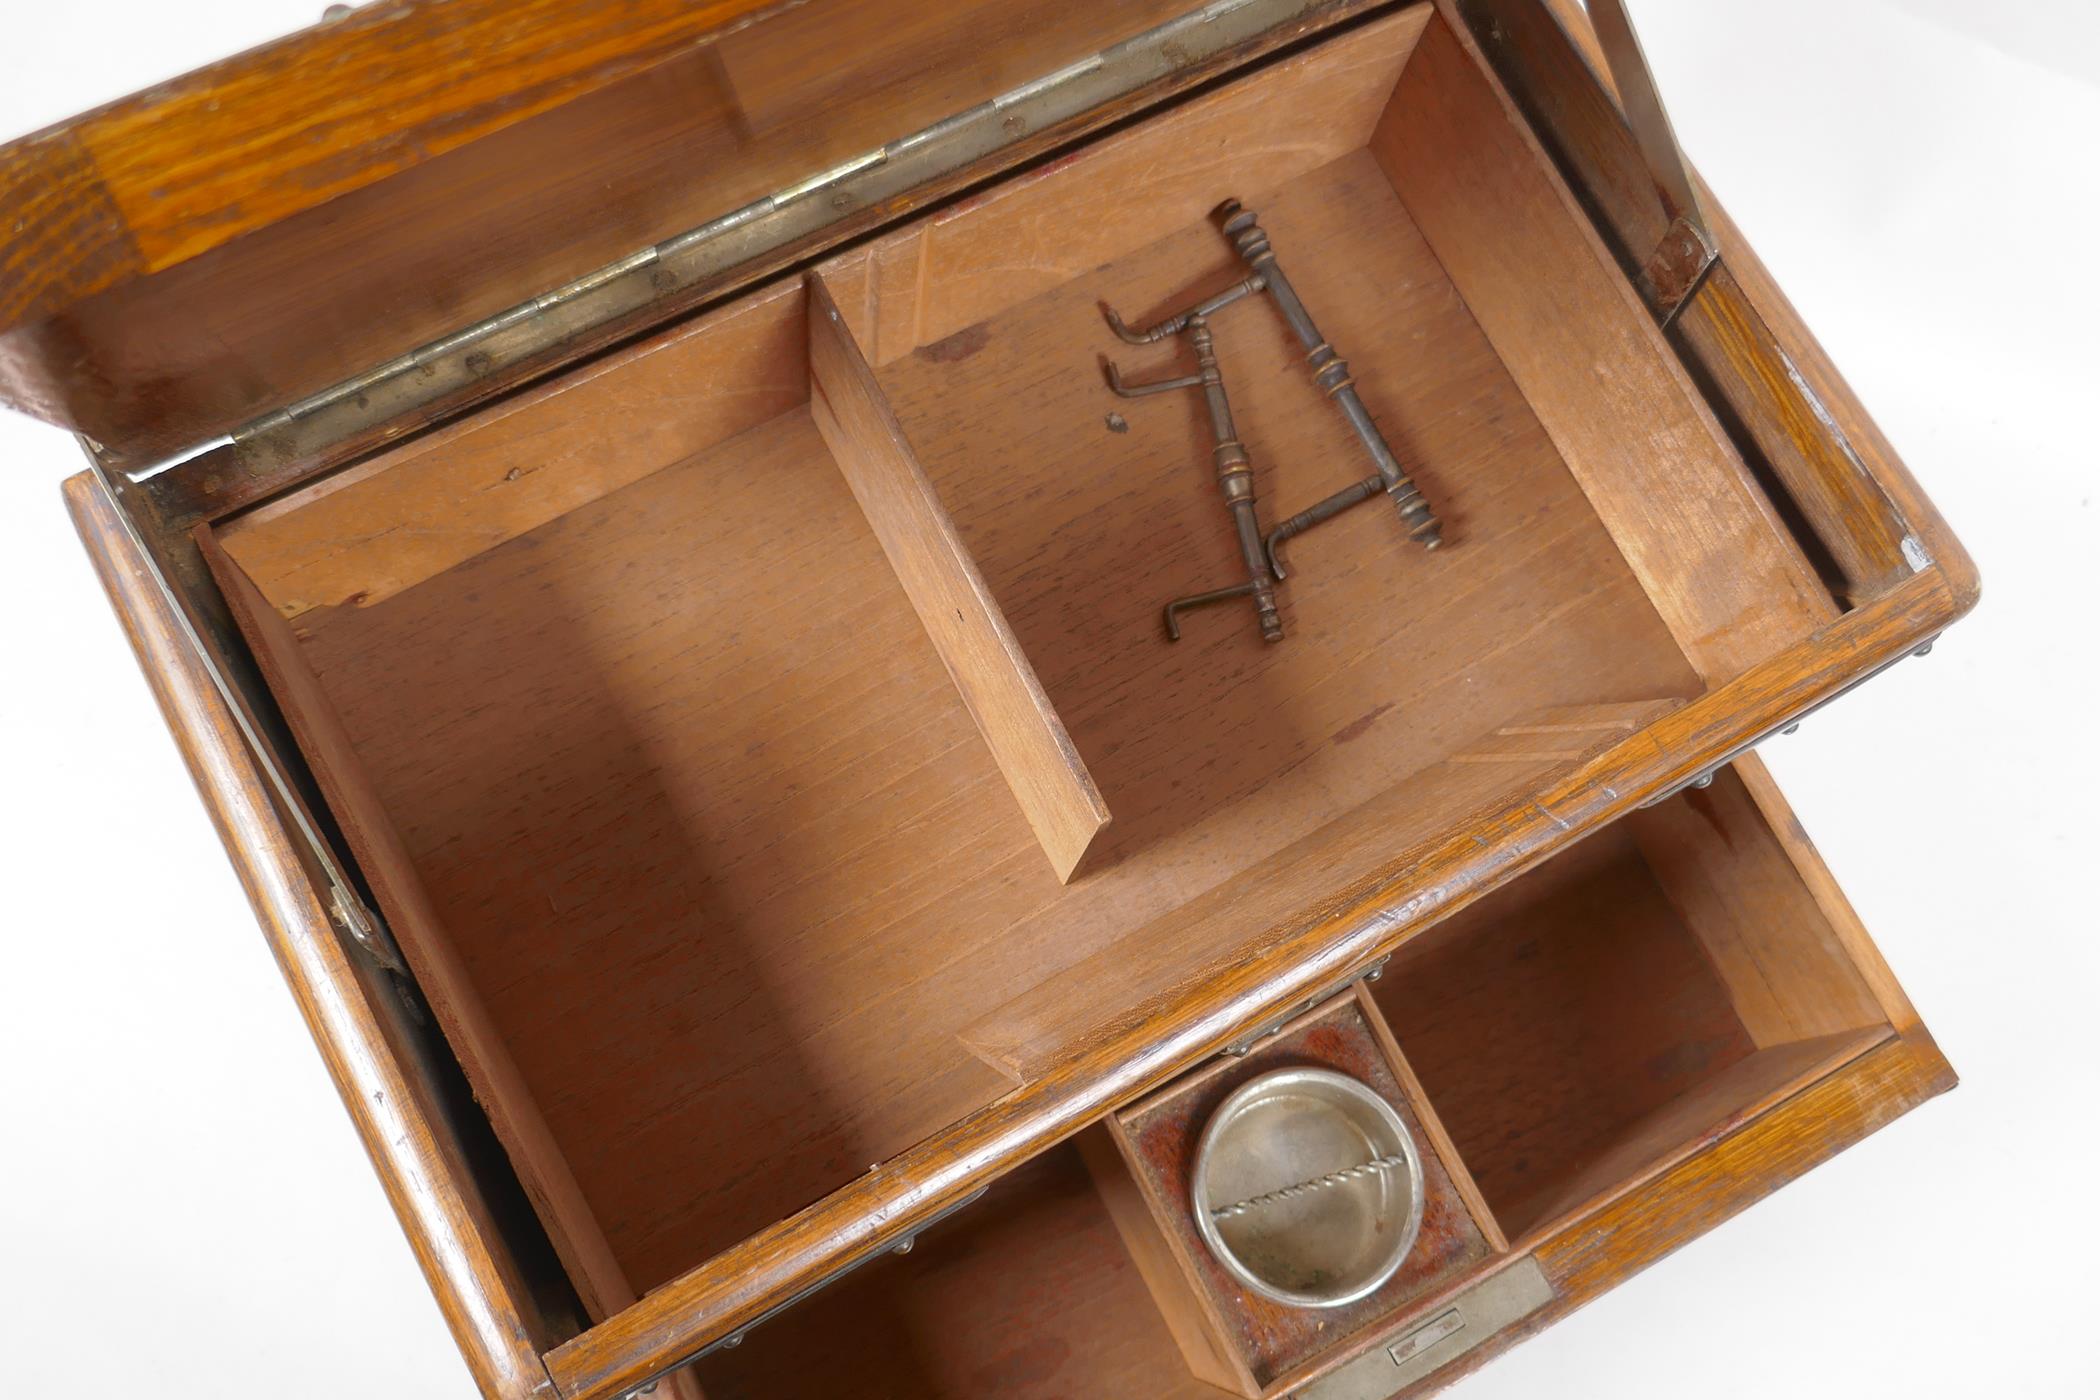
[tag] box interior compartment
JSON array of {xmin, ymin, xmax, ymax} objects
[
  {"xmin": 1371, "ymin": 765, "xmax": 1893, "ymax": 1244},
  {"xmin": 693, "ymin": 762, "xmax": 1893, "ymax": 1400},
  {"xmin": 686, "ymin": 1145, "xmax": 1233, "ymax": 1400},
  {"xmin": 192, "ymin": 3, "xmax": 1856, "ymax": 1332}
]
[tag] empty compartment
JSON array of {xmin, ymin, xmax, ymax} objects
[
  {"xmin": 199, "ymin": 277, "xmax": 1105, "ymax": 1314},
  {"xmin": 1370, "ymin": 761, "xmax": 1895, "ymax": 1243},
  {"xmin": 687, "ymin": 1146, "xmax": 1230, "ymax": 1400}
]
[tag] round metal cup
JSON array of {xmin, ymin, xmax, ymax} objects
[{"xmin": 1190, "ymin": 1067, "xmax": 1424, "ymax": 1309}]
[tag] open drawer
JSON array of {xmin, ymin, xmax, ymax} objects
[
  {"xmin": 658, "ymin": 754, "xmax": 1943, "ymax": 1399},
  {"xmin": 52, "ymin": 2, "xmax": 1973, "ymax": 1397}
]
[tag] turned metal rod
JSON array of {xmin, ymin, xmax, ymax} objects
[
  {"xmin": 1214, "ymin": 199, "xmax": 1442, "ymax": 557},
  {"xmin": 1181, "ymin": 316, "xmax": 1283, "ymax": 642},
  {"xmin": 1264, "ymin": 473, "xmax": 1383, "ymax": 580},
  {"xmin": 1106, "ymin": 314, "xmax": 1283, "ymax": 643}
]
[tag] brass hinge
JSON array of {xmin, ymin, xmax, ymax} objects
[{"xmin": 127, "ymin": 0, "xmax": 1337, "ymax": 499}]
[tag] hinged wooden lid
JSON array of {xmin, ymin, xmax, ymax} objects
[{"xmin": 0, "ymin": 0, "xmax": 1375, "ymax": 471}]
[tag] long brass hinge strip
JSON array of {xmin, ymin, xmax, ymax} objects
[{"xmin": 125, "ymin": 0, "xmax": 1350, "ymax": 511}]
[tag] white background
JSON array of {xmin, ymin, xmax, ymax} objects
[{"xmin": 1, "ymin": 1, "xmax": 2093, "ymax": 1395}]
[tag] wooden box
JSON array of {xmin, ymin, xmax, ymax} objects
[{"xmin": 9, "ymin": 1, "xmax": 1977, "ymax": 1397}]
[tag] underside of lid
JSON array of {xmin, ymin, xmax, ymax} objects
[{"xmin": 0, "ymin": 0, "xmax": 1374, "ymax": 471}]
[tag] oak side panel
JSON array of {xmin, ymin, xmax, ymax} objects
[
  {"xmin": 1523, "ymin": 0, "xmax": 1978, "ymax": 611},
  {"xmin": 809, "ymin": 275, "xmax": 1110, "ymax": 881},
  {"xmin": 1505, "ymin": 1026, "xmax": 1889, "ymax": 1245},
  {"xmin": 1374, "ymin": 15, "xmax": 1837, "ymax": 683},
  {"xmin": 1535, "ymin": 1030, "xmax": 1954, "ymax": 1301},
  {"xmin": 63, "ymin": 472, "xmax": 559, "ymax": 1400},
  {"xmin": 1673, "ymin": 265, "xmax": 1917, "ymax": 601},
  {"xmin": 1688, "ymin": 187, "xmax": 1978, "ymax": 612},
  {"xmin": 1447, "ymin": 0, "xmax": 1915, "ymax": 604}
]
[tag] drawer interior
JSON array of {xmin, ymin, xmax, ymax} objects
[
  {"xmin": 680, "ymin": 761, "xmax": 1898, "ymax": 1398},
  {"xmin": 1371, "ymin": 765, "xmax": 1891, "ymax": 1243},
  {"xmin": 192, "ymin": 2, "xmax": 1862, "ymax": 1349}
]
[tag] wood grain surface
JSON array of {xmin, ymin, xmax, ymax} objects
[
  {"xmin": 210, "ymin": 65, "xmax": 1705, "ymax": 1318},
  {"xmin": 688, "ymin": 1146, "xmax": 1238, "ymax": 1400},
  {"xmin": 217, "ymin": 278, "xmax": 812, "ymax": 622},
  {"xmin": 263, "ymin": 408, "xmax": 1031, "ymax": 1293},
  {"xmin": 1505, "ymin": 1026, "xmax": 1889, "ymax": 1243},
  {"xmin": 45, "ymin": 1, "xmax": 1986, "ymax": 1393},
  {"xmin": 1497, "ymin": 0, "xmax": 1975, "ymax": 609},
  {"xmin": 819, "ymin": 6, "xmax": 1432, "ymax": 367},
  {"xmin": 810, "ymin": 277, "xmax": 1109, "ymax": 881},
  {"xmin": 1627, "ymin": 767, "xmax": 1883, "ymax": 1047},
  {"xmin": 200, "ymin": 530, "xmax": 645, "ymax": 1325},
  {"xmin": 204, "ymin": 24, "xmax": 1973, "ymax": 1374},
  {"xmin": 1371, "ymin": 821, "xmax": 1758, "ymax": 1239},
  {"xmin": 540, "ymin": 570, "xmax": 1962, "ymax": 1400},
  {"xmin": 959, "ymin": 702, "xmax": 1684, "ymax": 1086},
  {"xmin": 874, "ymin": 143, "xmax": 1698, "ymax": 904},
  {"xmin": 0, "ymin": 0, "xmax": 1199, "ymax": 328}
]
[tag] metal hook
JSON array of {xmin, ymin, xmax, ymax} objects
[
  {"xmin": 1102, "ymin": 358, "xmax": 1203, "ymax": 397},
  {"xmin": 1099, "ymin": 274, "xmax": 1266, "ymax": 345},
  {"xmin": 1164, "ymin": 581, "xmax": 1269, "ymax": 641}
]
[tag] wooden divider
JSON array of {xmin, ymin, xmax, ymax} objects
[
  {"xmin": 958, "ymin": 698, "xmax": 1684, "ymax": 1084},
  {"xmin": 808, "ymin": 273, "xmax": 1110, "ymax": 882}
]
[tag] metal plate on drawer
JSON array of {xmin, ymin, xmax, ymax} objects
[{"xmin": 1296, "ymin": 1257, "xmax": 1554, "ymax": 1400}]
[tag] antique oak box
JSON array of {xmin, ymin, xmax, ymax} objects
[{"xmin": 4, "ymin": 1, "xmax": 1977, "ymax": 1396}]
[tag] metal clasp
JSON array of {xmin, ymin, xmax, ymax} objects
[{"xmin": 1221, "ymin": 956, "xmax": 1390, "ymax": 1058}]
